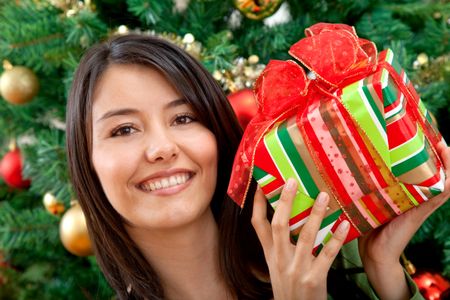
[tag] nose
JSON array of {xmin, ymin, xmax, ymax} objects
[{"xmin": 145, "ymin": 131, "xmax": 179, "ymax": 163}]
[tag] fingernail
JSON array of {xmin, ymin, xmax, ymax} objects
[
  {"xmin": 316, "ymin": 192, "xmax": 329, "ymax": 206},
  {"xmin": 285, "ymin": 178, "xmax": 297, "ymax": 191},
  {"xmin": 337, "ymin": 220, "xmax": 350, "ymax": 233}
]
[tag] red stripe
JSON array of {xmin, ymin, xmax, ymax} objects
[
  {"xmin": 360, "ymin": 194, "xmax": 390, "ymax": 224},
  {"xmin": 406, "ymin": 81, "xmax": 420, "ymax": 102},
  {"xmin": 335, "ymin": 100, "xmax": 389, "ymax": 188},
  {"xmin": 386, "ymin": 114, "xmax": 417, "ymax": 148},
  {"xmin": 289, "ymin": 207, "xmax": 312, "ymax": 226},
  {"xmin": 369, "ymin": 67, "xmax": 384, "ymax": 102},
  {"xmin": 417, "ymin": 169, "xmax": 442, "ymax": 187},
  {"xmin": 384, "ymin": 91, "xmax": 402, "ymax": 115},
  {"xmin": 404, "ymin": 184, "xmax": 425, "ymax": 204},
  {"xmin": 334, "ymin": 214, "xmax": 360, "ymax": 244},
  {"xmin": 254, "ymin": 139, "xmax": 285, "ymax": 193},
  {"xmin": 300, "ymin": 101, "xmax": 354, "ymax": 207}
]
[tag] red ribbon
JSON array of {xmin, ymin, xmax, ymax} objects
[{"xmin": 227, "ymin": 23, "xmax": 441, "ymax": 207}]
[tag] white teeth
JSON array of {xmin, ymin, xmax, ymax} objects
[
  {"xmin": 140, "ymin": 173, "xmax": 191, "ymax": 192},
  {"xmin": 161, "ymin": 178, "xmax": 169, "ymax": 188}
]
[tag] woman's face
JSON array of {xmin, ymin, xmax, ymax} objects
[{"xmin": 91, "ymin": 64, "xmax": 218, "ymax": 231}]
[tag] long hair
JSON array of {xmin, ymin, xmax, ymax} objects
[{"xmin": 66, "ymin": 34, "xmax": 271, "ymax": 299}]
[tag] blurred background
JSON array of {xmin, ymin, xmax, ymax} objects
[{"xmin": 0, "ymin": 0, "xmax": 448, "ymax": 299}]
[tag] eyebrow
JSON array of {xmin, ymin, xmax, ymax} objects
[{"xmin": 96, "ymin": 98, "xmax": 188, "ymax": 123}]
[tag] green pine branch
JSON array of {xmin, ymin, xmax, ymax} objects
[{"xmin": 0, "ymin": 202, "xmax": 59, "ymax": 252}]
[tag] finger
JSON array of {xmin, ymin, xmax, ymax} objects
[
  {"xmin": 251, "ymin": 186, "xmax": 273, "ymax": 253},
  {"xmin": 271, "ymin": 178, "xmax": 297, "ymax": 259},
  {"xmin": 437, "ymin": 143, "xmax": 450, "ymax": 171},
  {"xmin": 293, "ymin": 192, "xmax": 330, "ymax": 259},
  {"xmin": 312, "ymin": 220, "xmax": 350, "ymax": 273}
]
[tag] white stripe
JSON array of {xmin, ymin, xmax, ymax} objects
[
  {"xmin": 385, "ymin": 92, "xmax": 404, "ymax": 119},
  {"xmin": 413, "ymin": 185, "xmax": 428, "ymax": 202},
  {"xmin": 391, "ymin": 131, "xmax": 425, "ymax": 167},
  {"xmin": 358, "ymin": 80, "xmax": 388, "ymax": 145},
  {"xmin": 289, "ymin": 218, "xmax": 337, "ymax": 247},
  {"xmin": 390, "ymin": 124, "xmax": 419, "ymax": 152},
  {"xmin": 313, "ymin": 221, "xmax": 337, "ymax": 248},
  {"xmin": 264, "ymin": 130, "xmax": 308, "ymax": 195},
  {"xmin": 266, "ymin": 185, "xmax": 283, "ymax": 200},
  {"xmin": 271, "ymin": 189, "xmax": 300, "ymax": 209},
  {"xmin": 257, "ymin": 174, "xmax": 275, "ymax": 186},
  {"xmin": 289, "ymin": 215, "xmax": 308, "ymax": 231},
  {"xmin": 430, "ymin": 168, "xmax": 446, "ymax": 192}
]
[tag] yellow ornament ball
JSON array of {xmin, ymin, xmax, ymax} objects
[
  {"xmin": 0, "ymin": 66, "xmax": 39, "ymax": 105},
  {"xmin": 43, "ymin": 192, "xmax": 65, "ymax": 216},
  {"xmin": 59, "ymin": 202, "xmax": 93, "ymax": 257}
]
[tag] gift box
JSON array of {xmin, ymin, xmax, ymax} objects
[{"xmin": 227, "ymin": 23, "xmax": 446, "ymax": 253}]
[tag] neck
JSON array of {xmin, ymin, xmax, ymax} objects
[{"xmin": 127, "ymin": 209, "xmax": 233, "ymax": 300}]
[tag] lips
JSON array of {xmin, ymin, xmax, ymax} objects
[{"xmin": 137, "ymin": 170, "xmax": 194, "ymax": 192}]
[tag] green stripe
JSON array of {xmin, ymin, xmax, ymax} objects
[
  {"xmin": 390, "ymin": 53, "xmax": 403, "ymax": 75},
  {"xmin": 430, "ymin": 187, "xmax": 442, "ymax": 196},
  {"xmin": 392, "ymin": 146, "xmax": 430, "ymax": 176},
  {"xmin": 341, "ymin": 81, "xmax": 390, "ymax": 165},
  {"xmin": 265, "ymin": 127, "xmax": 301, "ymax": 188},
  {"xmin": 418, "ymin": 100, "xmax": 430, "ymax": 121},
  {"xmin": 290, "ymin": 192, "xmax": 315, "ymax": 218},
  {"xmin": 384, "ymin": 49, "xmax": 394, "ymax": 65},
  {"xmin": 399, "ymin": 183, "xmax": 420, "ymax": 206},
  {"xmin": 253, "ymin": 165, "xmax": 268, "ymax": 181},
  {"xmin": 390, "ymin": 126, "xmax": 424, "ymax": 165},
  {"xmin": 277, "ymin": 122, "xmax": 319, "ymax": 198},
  {"xmin": 425, "ymin": 111, "xmax": 433, "ymax": 124},
  {"xmin": 362, "ymin": 86, "xmax": 386, "ymax": 133},
  {"xmin": 264, "ymin": 125, "xmax": 315, "ymax": 212},
  {"xmin": 382, "ymin": 78, "xmax": 399, "ymax": 106},
  {"xmin": 268, "ymin": 193, "xmax": 280, "ymax": 204},
  {"xmin": 321, "ymin": 209, "xmax": 342, "ymax": 229},
  {"xmin": 316, "ymin": 244, "xmax": 324, "ymax": 254},
  {"xmin": 322, "ymin": 231, "xmax": 333, "ymax": 244}
]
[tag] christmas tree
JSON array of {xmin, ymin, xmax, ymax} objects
[{"xmin": 0, "ymin": 0, "xmax": 448, "ymax": 298}]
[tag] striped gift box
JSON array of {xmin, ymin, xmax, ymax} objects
[{"xmin": 253, "ymin": 49, "xmax": 445, "ymax": 254}]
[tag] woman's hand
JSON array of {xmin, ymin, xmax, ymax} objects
[
  {"xmin": 252, "ymin": 178, "xmax": 350, "ymax": 300},
  {"xmin": 358, "ymin": 143, "xmax": 450, "ymax": 300}
]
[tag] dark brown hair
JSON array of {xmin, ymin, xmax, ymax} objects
[{"xmin": 66, "ymin": 34, "xmax": 271, "ymax": 299}]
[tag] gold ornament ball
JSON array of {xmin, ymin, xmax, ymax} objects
[
  {"xmin": 43, "ymin": 193, "xmax": 65, "ymax": 216},
  {"xmin": 416, "ymin": 53, "xmax": 429, "ymax": 66},
  {"xmin": 59, "ymin": 203, "xmax": 93, "ymax": 257},
  {"xmin": 0, "ymin": 66, "xmax": 39, "ymax": 105},
  {"xmin": 233, "ymin": 0, "xmax": 283, "ymax": 20}
]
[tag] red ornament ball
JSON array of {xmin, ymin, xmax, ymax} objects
[
  {"xmin": 0, "ymin": 147, "xmax": 31, "ymax": 189},
  {"xmin": 227, "ymin": 88, "xmax": 258, "ymax": 130},
  {"xmin": 413, "ymin": 271, "xmax": 450, "ymax": 300}
]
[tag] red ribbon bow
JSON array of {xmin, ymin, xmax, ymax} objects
[{"xmin": 227, "ymin": 23, "xmax": 380, "ymax": 207}]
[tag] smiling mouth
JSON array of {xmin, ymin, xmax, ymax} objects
[{"xmin": 138, "ymin": 172, "xmax": 194, "ymax": 192}]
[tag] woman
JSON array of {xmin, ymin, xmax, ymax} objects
[{"xmin": 66, "ymin": 34, "xmax": 450, "ymax": 299}]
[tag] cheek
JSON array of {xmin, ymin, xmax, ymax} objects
[
  {"xmin": 196, "ymin": 131, "xmax": 219, "ymax": 184},
  {"xmin": 92, "ymin": 145, "xmax": 133, "ymax": 199}
]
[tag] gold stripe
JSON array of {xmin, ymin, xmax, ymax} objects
[
  {"xmin": 286, "ymin": 118, "xmax": 341, "ymax": 214},
  {"xmin": 397, "ymin": 155, "xmax": 437, "ymax": 184},
  {"xmin": 384, "ymin": 184, "xmax": 416, "ymax": 212},
  {"xmin": 385, "ymin": 106, "xmax": 407, "ymax": 125}
]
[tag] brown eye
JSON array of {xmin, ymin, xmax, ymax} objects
[
  {"xmin": 173, "ymin": 113, "xmax": 196, "ymax": 126},
  {"xmin": 111, "ymin": 125, "xmax": 137, "ymax": 137}
]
